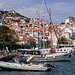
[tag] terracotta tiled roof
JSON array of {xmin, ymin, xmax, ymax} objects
[
  {"xmin": 29, "ymin": 37, "xmax": 37, "ymax": 40},
  {"xmin": 69, "ymin": 21, "xmax": 73, "ymax": 23},
  {"xmin": 33, "ymin": 30, "xmax": 37, "ymax": 32},
  {"xmin": 39, "ymin": 29, "xmax": 43, "ymax": 32},
  {"xmin": 66, "ymin": 26, "xmax": 70, "ymax": 28},
  {"xmin": 55, "ymin": 31, "xmax": 59, "ymax": 34},
  {"xmin": 45, "ymin": 33, "xmax": 49, "ymax": 36},
  {"xmin": 63, "ymin": 32, "xmax": 70, "ymax": 34},
  {"xmin": 70, "ymin": 29, "xmax": 73, "ymax": 30},
  {"xmin": 59, "ymin": 24, "xmax": 62, "ymax": 26},
  {"xmin": 20, "ymin": 38, "xmax": 29, "ymax": 42},
  {"xmin": 11, "ymin": 28, "xmax": 15, "ymax": 31},
  {"xmin": 17, "ymin": 31, "xmax": 23, "ymax": 32},
  {"xmin": 28, "ymin": 30, "xmax": 32, "ymax": 32},
  {"xmin": 6, "ymin": 23, "xmax": 10, "ymax": 25},
  {"xmin": 13, "ymin": 22, "xmax": 17, "ymax": 23},
  {"xmin": 19, "ymin": 35, "xmax": 24, "ymax": 36},
  {"xmin": 16, "ymin": 32, "xmax": 18, "ymax": 34}
]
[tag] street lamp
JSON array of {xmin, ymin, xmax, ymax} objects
[
  {"xmin": 10, "ymin": 41, "xmax": 11, "ymax": 53},
  {"xmin": 3, "ymin": 39, "xmax": 4, "ymax": 50},
  {"xmin": 0, "ymin": 34, "xmax": 5, "ymax": 51}
]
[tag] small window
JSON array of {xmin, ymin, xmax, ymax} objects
[
  {"xmin": 64, "ymin": 49, "xmax": 66, "ymax": 51},
  {"xmin": 60, "ymin": 49, "xmax": 62, "ymax": 51},
  {"xmin": 57, "ymin": 50, "xmax": 59, "ymax": 51},
  {"xmin": 36, "ymin": 52, "xmax": 38, "ymax": 54}
]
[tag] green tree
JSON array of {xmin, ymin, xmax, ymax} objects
[
  {"xmin": 0, "ymin": 41, "xmax": 21, "ymax": 50},
  {"xmin": 25, "ymin": 18, "xmax": 30, "ymax": 23},
  {"xmin": 0, "ymin": 25, "xmax": 18, "ymax": 42},
  {"xmin": 70, "ymin": 37, "xmax": 75, "ymax": 40},
  {"xmin": 58, "ymin": 37, "xmax": 69, "ymax": 45}
]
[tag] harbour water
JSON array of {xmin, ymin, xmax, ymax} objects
[{"xmin": 0, "ymin": 54, "xmax": 75, "ymax": 75}]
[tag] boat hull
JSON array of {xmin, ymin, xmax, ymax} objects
[
  {"xmin": 23, "ymin": 53, "xmax": 72, "ymax": 62},
  {"xmin": 33, "ymin": 54, "xmax": 71, "ymax": 62}
]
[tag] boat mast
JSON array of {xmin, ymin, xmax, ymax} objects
[
  {"xmin": 49, "ymin": 8, "xmax": 53, "ymax": 50},
  {"xmin": 43, "ymin": 0, "xmax": 45, "ymax": 49},
  {"xmin": 36, "ymin": 9, "xmax": 40, "ymax": 50}
]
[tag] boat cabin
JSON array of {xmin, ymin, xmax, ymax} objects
[
  {"xmin": 56, "ymin": 47, "xmax": 73, "ymax": 53},
  {"xmin": 40, "ymin": 48, "xmax": 51, "ymax": 54},
  {"xmin": 17, "ymin": 49, "xmax": 40, "ymax": 55}
]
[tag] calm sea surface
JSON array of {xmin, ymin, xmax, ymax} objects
[{"xmin": 0, "ymin": 54, "xmax": 75, "ymax": 75}]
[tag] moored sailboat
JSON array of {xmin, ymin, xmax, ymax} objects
[
  {"xmin": 16, "ymin": 0, "xmax": 73, "ymax": 62},
  {"xmin": 17, "ymin": 48, "xmax": 72, "ymax": 62}
]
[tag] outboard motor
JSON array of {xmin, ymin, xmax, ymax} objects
[
  {"xmin": 44, "ymin": 63, "xmax": 55, "ymax": 68},
  {"xmin": 69, "ymin": 54, "xmax": 71, "ymax": 58},
  {"xmin": 46, "ymin": 64, "xmax": 51, "ymax": 67},
  {"xmin": 25, "ymin": 60, "xmax": 28, "ymax": 64}
]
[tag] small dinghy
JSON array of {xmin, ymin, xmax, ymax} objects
[{"xmin": 0, "ymin": 56, "xmax": 51, "ymax": 71}]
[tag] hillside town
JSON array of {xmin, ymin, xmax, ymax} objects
[
  {"xmin": 0, "ymin": 10, "xmax": 75, "ymax": 48},
  {"xmin": 0, "ymin": 0, "xmax": 75, "ymax": 74}
]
